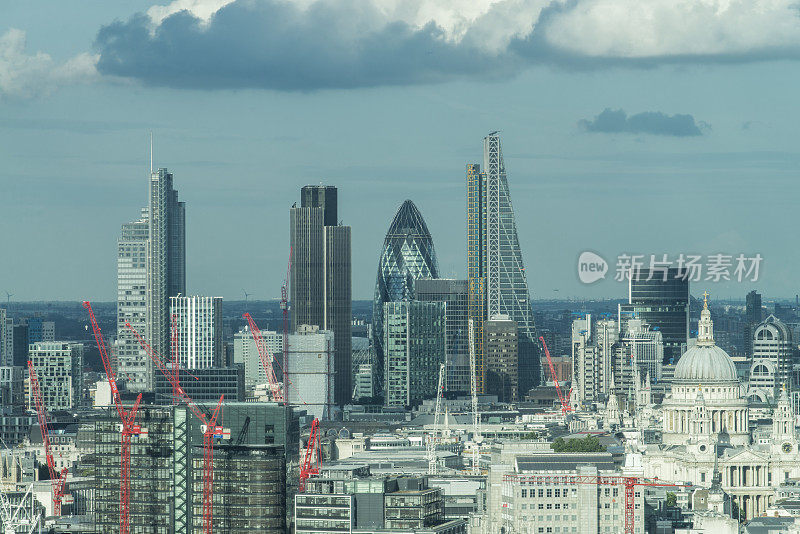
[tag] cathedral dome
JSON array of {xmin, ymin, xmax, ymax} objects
[
  {"xmin": 674, "ymin": 345, "xmax": 738, "ymax": 382},
  {"xmin": 673, "ymin": 291, "xmax": 738, "ymax": 383}
]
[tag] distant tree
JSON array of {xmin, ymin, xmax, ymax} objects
[
  {"xmin": 665, "ymin": 492, "xmax": 677, "ymax": 507},
  {"xmin": 550, "ymin": 435, "xmax": 605, "ymax": 453}
]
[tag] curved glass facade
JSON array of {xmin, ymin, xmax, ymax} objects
[{"xmin": 372, "ymin": 200, "xmax": 439, "ymax": 389}]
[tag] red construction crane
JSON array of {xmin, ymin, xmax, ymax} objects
[
  {"xmin": 242, "ymin": 313, "xmax": 284, "ymax": 403},
  {"xmin": 125, "ymin": 322, "xmax": 226, "ymax": 534},
  {"xmin": 281, "ymin": 248, "xmax": 292, "ymax": 396},
  {"xmin": 503, "ymin": 473, "xmax": 686, "ymax": 534},
  {"xmin": 27, "ymin": 361, "xmax": 68, "ymax": 516},
  {"xmin": 539, "ymin": 336, "xmax": 572, "ymax": 415},
  {"xmin": 298, "ymin": 418, "xmax": 320, "ymax": 492},
  {"xmin": 83, "ymin": 301, "xmax": 143, "ymax": 534}
]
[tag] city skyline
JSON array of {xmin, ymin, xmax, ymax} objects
[{"xmin": 4, "ymin": 3, "xmax": 800, "ymax": 302}]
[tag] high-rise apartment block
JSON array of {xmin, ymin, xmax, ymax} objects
[
  {"xmin": 467, "ymin": 134, "xmax": 538, "ymax": 397},
  {"xmin": 28, "ymin": 342, "xmax": 83, "ymax": 411},
  {"xmin": 484, "ymin": 315, "xmax": 518, "ymax": 403},
  {"xmin": 290, "ymin": 185, "xmax": 351, "ymax": 406},
  {"xmin": 415, "ymin": 279, "xmax": 469, "ymax": 393},
  {"xmin": 372, "ymin": 200, "xmax": 440, "ymax": 394},
  {"xmin": 383, "ymin": 301, "xmax": 445, "ymax": 408},
  {"xmin": 622, "ymin": 267, "xmax": 688, "ymax": 364},
  {"xmin": 146, "ymin": 168, "xmax": 186, "ymax": 386},
  {"xmin": 170, "ymin": 296, "xmax": 223, "ymax": 369},
  {"xmin": 115, "ymin": 209, "xmax": 150, "ymax": 391}
]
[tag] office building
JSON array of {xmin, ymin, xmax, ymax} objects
[
  {"xmin": 146, "ymin": 168, "xmax": 186, "ymax": 387},
  {"xmin": 0, "ymin": 366, "xmax": 25, "ymax": 410},
  {"xmin": 372, "ymin": 200, "xmax": 440, "ymax": 395},
  {"xmin": 27, "ymin": 342, "xmax": 83, "ymax": 411},
  {"xmin": 415, "ymin": 279, "xmax": 469, "ymax": 393},
  {"xmin": 747, "ymin": 315, "xmax": 794, "ymax": 404},
  {"xmin": 115, "ymin": 209, "xmax": 150, "ymax": 392},
  {"xmin": 745, "ymin": 290, "xmax": 763, "ymax": 357},
  {"xmin": 484, "ymin": 315, "xmax": 518, "ymax": 403},
  {"xmin": 286, "ymin": 325, "xmax": 335, "ymax": 420},
  {"xmin": 154, "ymin": 365, "xmax": 244, "ymax": 403},
  {"xmin": 296, "ymin": 467, "xmax": 464, "ymax": 534},
  {"xmin": 498, "ymin": 455, "xmax": 643, "ymax": 534},
  {"xmin": 623, "ymin": 267, "xmax": 689, "ymax": 364},
  {"xmin": 354, "ymin": 363, "xmax": 375, "ymax": 401},
  {"xmin": 170, "ymin": 296, "xmax": 223, "ymax": 369},
  {"xmin": 0, "ymin": 309, "xmax": 6, "ymax": 366},
  {"xmin": 613, "ymin": 319, "xmax": 664, "ymax": 405},
  {"xmin": 25, "ymin": 317, "xmax": 54, "ymax": 344},
  {"xmin": 383, "ymin": 301, "xmax": 446, "ymax": 407},
  {"xmin": 290, "ymin": 185, "xmax": 352, "ymax": 406},
  {"xmin": 10, "ymin": 323, "xmax": 28, "ymax": 367},
  {"xmin": 466, "ymin": 133, "xmax": 539, "ymax": 396},
  {"xmin": 94, "ymin": 402, "xmax": 301, "ymax": 533},
  {"xmin": 233, "ymin": 325, "xmax": 282, "ymax": 390}
]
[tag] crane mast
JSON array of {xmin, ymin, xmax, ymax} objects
[
  {"xmin": 427, "ymin": 363, "xmax": 446, "ymax": 475},
  {"xmin": 83, "ymin": 301, "xmax": 143, "ymax": 534},
  {"xmin": 299, "ymin": 419, "xmax": 320, "ymax": 492},
  {"xmin": 27, "ymin": 361, "xmax": 68, "ymax": 516},
  {"xmin": 467, "ymin": 318, "xmax": 481, "ymax": 475},
  {"xmin": 539, "ymin": 336, "xmax": 572, "ymax": 415},
  {"xmin": 126, "ymin": 322, "xmax": 226, "ymax": 534},
  {"xmin": 242, "ymin": 313, "xmax": 284, "ymax": 402}
]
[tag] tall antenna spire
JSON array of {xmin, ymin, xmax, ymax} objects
[{"xmin": 150, "ymin": 131, "xmax": 153, "ymax": 173}]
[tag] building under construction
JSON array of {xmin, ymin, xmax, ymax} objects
[{"xmin": 92, "ymin": 402, "xmax": 303, "ymax": 533}]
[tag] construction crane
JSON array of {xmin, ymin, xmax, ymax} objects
[
  {"xmin": 125, "ymin": 322, "xmax": 227, "ymax": 534},
  {"xmin": 281, "ymin": 248, "xmax": 292, "ymax": 395},
  {"xmin": 0, "ymin": 482, "xmax": 41, "ymax": 534},
  {"xmin": 503, "ymin": 473, "xmax": 686, "ymax": 534},
  {"xmin": 242, "ymin": 313, "xmax": 284, "ymax": 403},
  {"xmin": 299, "ymin": 419, "xmax": 320, "ymax": 492},
  {"xmin": 27, "ymin": 361, "xmax": 68, "ymax": 517},
  {"xmin": 467, "ymin": 318, "xmax": 481, "ymax": 475},
  {"xmin": 83, "ymin": 301, "xmax": 143, "ymax": 534},
  {"xmin": 539, "ymin": 336, "xmax": 572, "ymax": 415},
  {"xmin": 427, "ymin": 363, "xmax": 446, "ymax": 475}
]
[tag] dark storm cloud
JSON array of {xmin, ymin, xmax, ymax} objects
[
  {"xmin": 578, "ymin": 108, "xmax": 705, "ymax": 137},
  {"xmin": 94, "ymin": 2, "xmax": 515, "ymax": 91}
]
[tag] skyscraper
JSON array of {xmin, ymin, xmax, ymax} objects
[
  {"xmin": 372, "ymin": 200, "xmax": 439, "ymax": 393},
  {"xmin": 484, "ymin": 315, "xmax": 519, "ymax": 403},
  {"xmin": 467, "ymin": 133, "xmax": 539, "ymax": 395},
  {"xmin": 290, "ymin": 185, "xmax": 351, "ymax": 405},
  {"xmin": 146, "ymin": 168, "xmax": 185, "ymax": 388},
  {"xmin": 383, "ymin": 300, "xmax": 445, "ymax": 407},
  {"xmin": 622, "ymin": 267, "xmax": 689, "ymax": 364},
  {"xmin": 115, "ymin": 209, "xmax": 149, "ymax": 392},
  {"xmin": 415, "ymin": 278, "xmax": 469, "ymax": 393}
]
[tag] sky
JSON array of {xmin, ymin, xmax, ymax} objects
[{"xmin": 2, "ymin": 0, "xmax": 800, "ymax": 302}]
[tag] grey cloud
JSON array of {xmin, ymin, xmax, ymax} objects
[
  {"xmin": 578, "ymin": 108, "xmax": 704, "ymax": 137},
  {"xmin": 94, "ymin": 2, "xmax": 514, "ymax": 91},
  {"xmin": 92, "ymin": 0, "xmax": 800, "ymax": 91}
]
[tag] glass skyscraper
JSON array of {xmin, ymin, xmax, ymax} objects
[
  {"xmin": 467, "ymin": 133, "xmax": 539, "ymax": 395},
  {"xmin": 622, "ymin": 267, "xmax": 689, "ymax": 364},
  {"xmin": 372, "ymin": 200, "xmax": 439, "ymax": 393}
]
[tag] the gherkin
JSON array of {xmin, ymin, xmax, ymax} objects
[{"xmin": 372, "ymin": 200, "xmax": 439, "ymax": 389}]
